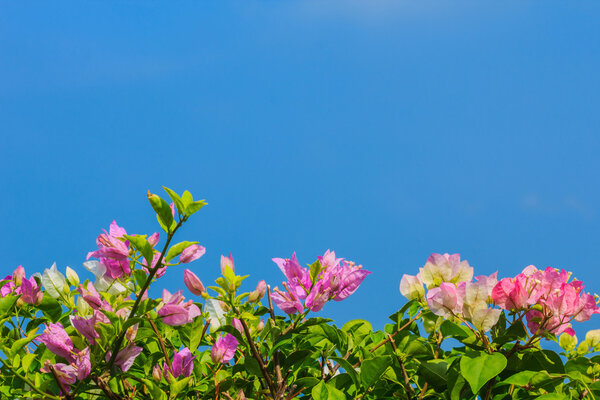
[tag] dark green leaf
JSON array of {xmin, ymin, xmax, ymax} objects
[
  {"xmin": 360, "ymin": 356, "xmax": 391, "ymax": 389},
  {"xmin": 460, "ymin": 351, "xmax": 507, "ymax": 394}
]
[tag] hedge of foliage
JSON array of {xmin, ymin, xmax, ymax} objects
[{"xmin": 1, "ymin": 187, "xmax": 600, "ymax": 399}]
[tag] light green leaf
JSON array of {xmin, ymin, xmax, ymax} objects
[
  {"xmin": 163, "ymin": 186, "xmax": 185, "ymax": 216},
  {"xmin": 165, "ymin": 241, "xmax": 198, "ymax": 263},
  {"xmin": 460, "ymin": 351, "xmax": 507, "ymax": 394},
  {"xmin": 360, "ymin": 355, "xmax": 391, "ymax": 389}
]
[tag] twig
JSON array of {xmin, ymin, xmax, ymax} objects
[
  {"xmin": 148, "ymin": 318, "xmax": 172, "ymax": 371},
  {"xmin": 48, "ymin": 365, "xmax": 74, "ymax": 400},
  {"xmin": 389, "ymin": 335, "xmax": 414, "ymax": 400}
]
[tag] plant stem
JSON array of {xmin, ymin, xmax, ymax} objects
[
  {"xmin": 0, "ymin": 360, "xmax": 61, "ymax": 400},
  {"xmin": 148, "ymin": 318, "xmax": 173, "ymax": 371}
]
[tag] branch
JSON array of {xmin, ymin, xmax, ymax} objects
[{"xmin": 148, "ymin": 318, "xmax": 172, "ymax": 371}]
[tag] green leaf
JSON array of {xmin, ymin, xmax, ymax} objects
[
  {"xmin": 163, "ymin": 186, "xmax": 185, "ymax": 216},
  {"xmin": 535, "ymin": 394, "xmax": 568, "ymax": 400},
  {"xmin": 460, "ymin": 351, "xmax": 507, "ymax": 394},
  {"xmin": 419, "ymin": 359, "xmax": 448, "ymax": 390},
  {"xmin": 440, "ymin": 320, "xmax": 475, "ymax": 341},
  {"xmin": 309, "ymin": 260, "xmax": 322, "ymax": 283},
  {"xmin": 0, "ymin": 296, "xmax": 17, "ymax": 317},
  {"xmin": 188, "ymin": 316, "xmax": 205, "ymax": 352},
  {"xmin": 500, "ymin": 370, "xmax": 537, "ymax": 386},
  {"xmin": 133, "ymin": 269, "xmax": 148, "ymax": 289},
  {"xmin": 342, "ymin": 319, "xmax": 373, "ymax": 346},
  {"xmin": 21, "ymin": 353, "xmax": 36, "ymax": 372},
  {"xmin": 165, "ymin": 241, "xmax": 198, "ymax": 263},
  {"xmin": 10, "ymin": 333, "xmax": 39, "ymax": 358},
  {"xmin": 311, "ymin": 381, "xmax": 346, "ymax": 400},
  {"xmin": 360, "ymin": 355, "xmax": 391, "ymax": 389},
  {"xmin": 169, "ymin": 376, "xmax": 191, "ymax": 399},
  {"xmin": 148, "ymin": 192, "xmax": 175, "ymax": 232},
  {"xmin": 330, "ymin": 356, "xmax": 359, "ymax": 387},
  {"xmin": 125, "ymin": 235, "xmax": 154, "ymax": 265},
  {"xmin": 186, "ymin": 200, "xmax": 207, "ymax": 216},
  {"xmin": 37, "ymin": 296, "xmax": 63, "ymax": 322}
]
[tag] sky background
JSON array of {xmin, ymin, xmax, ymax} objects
[{"xmin": 1, "ymin": 1, "xmax": 600, "ymax": 334}]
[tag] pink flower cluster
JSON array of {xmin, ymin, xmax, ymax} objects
[
  {"xmin": 154, "ymin": 347, "xmax": 196, "ymax": 381},
  {"xmin": 492, "ymin": 265, "xmax": 600, "ymax": 336},
  {"xmin": 271, "ymin": 250, "xmax": 371, "ymax": 314},
  {"xmin": 157, "ymin": 289, "xmax": 202, "ymax": 326},
  {"xmin": 0, "ymin": 265, "xmax": 43, "ymax": 305}
]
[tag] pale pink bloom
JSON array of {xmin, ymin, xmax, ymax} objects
[
  {"xmin": 221, "ymin": 253, "xmax": 235, "ymax": 274},
  {"xmin": 78, "ymin": 282, "xmax": 104, "ymax": 310},
  {"xmin": 400, "ymin": 274, "xmax": 425, "ymax": 301},
  {"xmin": 158, "ymin": 289, "xmax": 201, "ymax": 326},
  {"xmin": 574, "ymin": 293, "xmax": 600, "ymax": 322},
  {"xmin": 184, "ymin": 269, "xmax": 205, "ymax": 296},
  {"xmin": 73, "ymin": 348, "xmax": 91, "ymax": 381},
  {"xmin": 20, "ymin": 276, "xmax": 43, "ymax": 305},
  {"xmin": 12, "ymin": 265, "xmax": 25, "ymax": 286},
  {"xmin": 471, "ymin": 308, "xmax": 502, "ymax": 332},
  {"xmin": 180, "ymin": 244, "xmax": 206, "ymax": 264},
  {"xmin": 326, "ymin": 261, "xmax": 371, "ymax": 301},
  {"xmin": 163, "ymin": 347, "xmax": 195, "ymax": 378},
  {"xmin": 148, "ymin": 232, "xmax": 160, "ymax": 247},
  {"xmin": 318, "ymin": 249, "xmax": 343, "ymax": 269},
  {"xmin": 426, "ymin": 282, "xmax": 463, "ymax": 318},
  {"xmin": 106, "ymin": 344, "xmax": 143, "ymax": 372},
  {"xmin": 419, "ymin": 253, "xmax": 473, "ymax": 288},
  {"xmin": 109, "ymin": 220, "xmax": 127, "ymax": 238},
  {"xmin": 231, "ymin": 318, "xmax": 243, "ymax": 334},
  {"xmin": 38, "ymin": 323, "xmax": 74, "ymax": 361},
  {"xmin": 211, "ymin": 334, "xmax": 238, "ymax": 364}
]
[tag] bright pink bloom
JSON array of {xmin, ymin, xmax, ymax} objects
[
  {"xmin": 0, "ymin": 278, "xmax": 15, "ymax": 297},
  {"xmin": 184, "ymin": 269, "xmax": 205, "ymax": 296},
  {"xmin": 20, "ymin": 276, "xmax": 43, "ymax": 305},
  {"xmin": 305, "ymin": 280, "xmax": 333, "ymax": 312},
  {"xmin": 78, "ymin": 282, "xmax": 105, "ymax": 310},
  {"xmin": 87, "ymin": 221, "xmax": 131, "ymax": 279},
  {"xmin": 180, "ymin": 244, "xmax": 206, "ymax": 264},
  {"xmin": 491, "ymin": 277, "xmax": 530, "ymax": 310},
  {"xmin": 272, "ymin": 253, "xmax": 311, "ymax": 299},
  {"xmin": 38, "ymin": 323, "xmax": 74, "ymax": 361},
  {"xmin": 106, "ymin": 344, "xmax": 143, "ymax": 372},
  {"xmin": 221, "ymin": 254, "xmax": 235, "ymax": 274},
  {"xmin": 163, "ymin": 347, "xmax": 195, "ymax": 378},
  {"xmin": 325, "ymin": 260, "xmax": 371, "ymax": 301},
  {"xmin": 158, "ymin": 290, "xmax": 201, "ymax": 326},
  {"xmin": 318, "ymin": 249, "xmax": 343, "ymax": 269},
  {"xmin": 211, "ymin": 334, "xmax": 238, "ymax": 364},
  {"xmin": 271, "ymin": 284, "xmax": 304, "ymax": 314}
]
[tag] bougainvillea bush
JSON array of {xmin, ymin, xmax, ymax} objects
[{"xmin": 2, "ymin": 188, "xmax": 600, "ymax": 399}]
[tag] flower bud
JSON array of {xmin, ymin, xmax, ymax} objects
[
  {"xmin": 248, "ymin": 280, "xmax": 267, "ymax": 303},
  {"xmin": 180, "ymin": 245, "xmax": 206, "ymax": 264},
  {"xmin": 184, "ymin": 270, "xmax": 205, "ymax": 296},
  {"xmin": 231, "ymin": 318, "xmax": 243, "ymax": 334},
  {"xmin": 152, "ymin": 364, "xmax": 162, "ymax": 382},
  {"xmin": 148, "ymin": 232, "xmax": 160, "ymax": 247},
  {"xmin": 256, "ymin": 319, "xmax": 265, "ymax": 332},
  {"xmin": 12, "ymin": 266, "xmax": 25, "ymax": 287},
  {"xmin": 66, "ymin": 267, "xmax": 80, "ymax": 287},
  {"xmin": 586, "ymin": 329, "xmax": 600, "ymax": 351},
  {"xmin": 221, "ymin": 254, "xmax": 235, "ymax": 275}
]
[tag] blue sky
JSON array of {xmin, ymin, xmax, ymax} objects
[{"xmin": 1, "ymin": 1, "xmax": 599, "ymax": 334}]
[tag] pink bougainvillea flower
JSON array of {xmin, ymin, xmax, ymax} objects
[
  {"xmin": 20, "ymin": 276, "xmax": 43, "ymax": 305},
  {"xmin": 211, "ymin": 333, "xmax": 238, "ymax": 364},
  {"xmin": 142, "ymin": 253, "xmax": 167, "ymax": 278},
  {"xmin": 426, "ymin": 282, "xmax": 463, "ymax": 318},
  {"xmin": 38, "ymin": 323, "xmax": 74, "ymax": 361},
  {"xmin": 87, "ymin": 220, "xmax": 131, "ymax": 279},
  {"xmin": 41, "ymin": 361, "xmax": 77, "ymax": 389},
  {"xmin": 163, "ymin": 347, "xmax": 195, "ymax": 378},
  {"xmin": 231, "ymin": 318, "xmax": 243, "ymax": 334},
  {"xmin": 180, "ymin": 244, "xmax": 206, "ymax": 264},
  {"xmin": 318, "ymin": 249, "xmax": 343, "ymax": 270},
  {"xmin": 0, "ymin": 278, "xmax": 15, "ymax": 297},
  {"xmin": 73, "ymin": 347, "xmax": 91, "ymax": 381},
  {"xmin": 77, "ymin": 282, "xmax": 105, "ymax": 310},
  {"xmin": 70, "ymin": 315, "xmax": 101, "ymax": 345},
  {"xmin": 221, "ymin": 253, "xmax": 235, "ymax": 274},
  {"xmin": 327, "ymin": 261, "xmax": 371, "ymax": 301},
  {"xmin": 106, "ymin": 344, "xmax": 143, "ymax": 372},
  {"xmin": 305, "ymin": 280, "xmax": 333, "ymax": 312},
  {"xmin": 419, "ymin": 253, "xmax": 473, "ymax": 289},
  {"xmin": 148, "ymin": 232, "xmax": 160, "ymax": 247},
  {"xmin": 271, "ymin": 284, "xmax": 304, "ymax": 314},
  {"xmin": 12, "ymin": 265, "xmax": 25, "ymax": 286},
  {"xmin": 272, "ymin": 253, "xmax": 311, "ymax": 299},
  {"xmin": 158, "ymin": 289, "xmax": 201, "ymax": 326},
  {"xmin": 491, "ymin": 276, "xmax": 530, "ymax": 311},
  {"xmin": 184, "ymin": 269, "xmax": 205, "ymax": 296}
]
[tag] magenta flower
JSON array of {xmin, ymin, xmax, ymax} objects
[
  {"xmin": 87, "ymin": 220, "xmax": 131, "ymax": 279},
  {"xmin": 41, "ymin": 361, "xmax": 77, "ymax": 389},
  {"xmin": 180, "ymin": 244, "xmax": 206, "ymax": 264},
  {"xmin": 271, "ymin": 284, "xmax": 304, "ymax": 314},
  {"xmin": 158, "ymin": 289, "xmax": 201, "ymax": 326},
  {"xmin": 272, "ymin": 253, "xmax": 311, "ymax": 299},
  {"xmin": 71, "ymin": 315, "xmax": 100, "ymax": 345},
  {"xmin": 163, "ymin": 347, "xmax": 195, "ymax": 378},
  {"xmin": 305, "ymin": 280, "xmax": 333, "ymax": 312},
  {"xmin": 324, "ymin": 260, "xmax": 371, "ymax": 301},
  {"xmin": 0, "ymin": 278, "xmax": 15, "ymax": 297},
  {"xmin": 211, "ymin": 333, "xmax": 238, "ymax": 364},
  {"xmin": 184, "ymin": 269, "xmax": 205, "ymax": 296},
  {"xmin": 78, "ymin": 282, "xmax": 105, "ymax": 310},
  {"xmin": 38, "ymin": 323, "xmax": 74, "ymax": 361},
  {"xmin": 106, "ymin": 344, "xmax": 143, "ymax": 372},
  {"xmin": 73, "ymin": 348, "xmax": 91, "ymax": 381},
  {"xmin": 20, "ymin": 276, "xmax": 43, "ymax": 305},
  {"xmin": 148, "ymin": 232, "xmax": 160, "ymax": 247}
]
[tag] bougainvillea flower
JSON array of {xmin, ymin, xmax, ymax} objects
[
  {"xmin": 211, "ymin": 333, "xmax": 238, "ymax": 364},
  {"xmin": 400, "ymin": 274, "xmax": 425, "ymax": 301},
  {"xmin": 70, "ymin": 315, "xmax": 101, "ymax": 345},
  {"xmin": 38, "ymin": 323, "xmax": 74, "ymax": 361},
  {"xmin": 0, "ymin": 279, "xmax": 15, "ymax": 297},
  {"xmin": 148, "ymin": 232, "xmax": 160, "ymax": 247},
  {"xmin": 77, "ymin": 282, "xmax": 104, "ymax": 310},
  {"xmin": 305, "ymin": 280, "xmax": 333, "ymax": 312},
  {"xmin": 272, "ymin": 253, "xmax": 311, "ymax": 299},
  {"xmin": 73, "ymin": 347, "xmax": 91, "ymax": 381},
  {"xmin": 142, "ymin": 253, "xmax": 167, "ymax": 278},
  {"xmin": 231, "ymin": 318, "xmax": 243, "ymax": 334},
  {"xmin": 426, "ymin": 282, "xmax": 463, "ymax": 318},
  {"xmin": 327, "ymin": 261, "xmax": 371, "ymax": 301},
  {"xmin": 419, "ymin": 253, "xmax": 473, "ymax": 289},
  {"xmin": 87, "ymin": 221, "xmax": 131, "ymax": 279},
  {"xmin": 491, "ymin": 276, "xmax": 530, "ymax": 311},
  {"xmin": 180, "ymin": 244, "xmax": 206, "ymax": 264},
  {"xmin": 184, "ymin": 269, "xmax": 205, "ymax": 296},
  {"xmin": 163, "ymin": 348, "xmax": 195, "ymax": 378},
  {"xmin": 271, "ymin": 284, "xmax": 304, "ymax": 314},
  {"xmin": 41, "ymin": 361, "xmax": 77, "ymax": 388},
  {"xmin": 20, "ymin": 276, "xmax": 43, "ymax": 305},
  {"xmin": 158, "ymin": 289, "xmax": 201, "ymax": 325},
  {"xmin": 12, "ymin": 265, "xmax": 25, "ymax": 286},
  {"xmin": 221, "ymin": 254, "xmax": 235, "ymax": 274},
  {"xmin": 106, "ymin": 344, "xmax": 143, "ymax": 372},
  {"xmin": 42, "ymin": 263, "xmax": 68, "ymax": 299},
  {"xmin": 471, "ymin": 308, "xmax": 502, "ymax": 332},
  {"xmin": 318, "ymin": 249, "xmax": 343, "ymax": 269}
]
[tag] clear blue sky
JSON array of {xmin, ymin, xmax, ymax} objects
[{"xmin": 1, "ymin": 1, "xmax": 599, "ymax": 334}]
